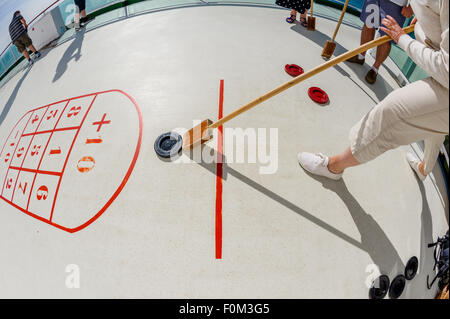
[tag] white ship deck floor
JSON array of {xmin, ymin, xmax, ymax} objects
[{"xmin": 0, "ymin": 5, "xmax": 448, "ymax": 298}]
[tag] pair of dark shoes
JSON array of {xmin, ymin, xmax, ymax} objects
[
  {"xmin": 346, "ymin": 55, "xmax": 378, "ymax": 84},
  {"xmin": 27, "ymin": 51, "xmax": 41, "ymax": 67},
  {"xmin": 285, "ymin": 15, "xmax": 308, "ymax": 27}
]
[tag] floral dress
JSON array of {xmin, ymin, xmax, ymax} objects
[{"xmin": 275, "ymin": 0, "xmax": 311, "ymax": 14}]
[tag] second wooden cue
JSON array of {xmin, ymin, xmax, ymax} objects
[{"xmin": 321, "ymin": 0, "xmax": 350, "ymax": 58}]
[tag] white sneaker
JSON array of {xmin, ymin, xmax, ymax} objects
[
  {"xmin": 406, "ymin": 152, "xmax": 426, "ymax": 181},
  {"xmin": 297, "ymin": 152, "xmax": 343, "ymax": 180}
]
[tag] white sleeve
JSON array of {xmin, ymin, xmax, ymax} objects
[{"xmin": 397, "ymin": 3, "xmax": 449, "ymax": 88}]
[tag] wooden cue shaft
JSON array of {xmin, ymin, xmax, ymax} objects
[
  {"xmin": 331, "ymin": 0, "xmax": 350, "ymax": 42},
  {"xmin": 208, "ymin": 24, "xmax": 415, "ymax": 129}
]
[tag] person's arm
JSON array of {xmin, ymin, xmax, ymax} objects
[
  {"xmin": 397, "ymin": 2, "xmax": 448, "ymax": 88},
  {"xmin": 381, "ymin": 2, "xmax": 449, "ymax": 88},
  {"xmin": 20, "ymin": 17, "xmax": 28, "ymax": 31},
  {"xmin": 401, "ymin": 5, "xmax": 414, "ymax": 18}
]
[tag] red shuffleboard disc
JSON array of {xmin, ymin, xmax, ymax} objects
[
  {"xmin": 285, "ymin": 64, "xmax": 304, "ymax": 77},
  {"xmin": 308, "ymin": 87, "xmax": 329, "ymax": 104}
]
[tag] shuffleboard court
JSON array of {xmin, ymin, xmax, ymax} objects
[
  {"xmin": 0, "ymin": 4, "xmax": 447, "ymax": 299},
  {"xmin": 0, "ymin": 90, "xmax": 142, "ymax": 232}
]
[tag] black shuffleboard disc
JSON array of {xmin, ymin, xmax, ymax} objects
[
  {"xmin": 154, "ymin": 132, "xmax": 182, "ymax": 158},
  {"xmin": 369, "ymin": 275, "xmax": 390, "ymax": 299},
  {"xmin": 405, "ymin": 256, "xmax": 419, "ymax": 280},
  {"xmin": 389, "ymin": 275, "xmax": 406, "ymax": 299}
]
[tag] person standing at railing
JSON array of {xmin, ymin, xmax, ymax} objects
[
  {"xmin": 346, "ymin": 0, "xmax": 414, "ymax": 84},
  {"xmin": 8, "ymin": 11, "xmax": 41, "ymax": 67},
  {"xmin": 276, "ymin": 0, "xmax": 311, "ymax": 27},
  {"xmin": 74, "ymin": 0, "xmax": 93, "ymax": 31},
  {"xmin": 298, "ymin": 0, "xmax": 448, "ymax": 183}
]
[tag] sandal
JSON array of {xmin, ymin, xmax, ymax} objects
[
  {"xmin": 286, "ymin": 15, "xmax": 296, "ymax": 24},
  {"xmin": 300, "ymin": 17, "xmax": 308, "ymax": 27}
]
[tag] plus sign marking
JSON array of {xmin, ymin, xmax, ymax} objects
[{"xmin": 93, "ymin": 113, "xmax": 111, "ymax": 132}]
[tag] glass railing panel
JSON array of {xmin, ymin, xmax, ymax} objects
[
  {"xmin": 389, "ymin": 44, "xmax": 411, "ymax": 73},
  {"xmin": 84, "ymin": 7, "xmax": 126, "ymax": 29},
  {"xmin": 58, "ymin": 0, "xmax": 124, "ymax": 25},
  {"xmin": 0, "ymin": 47, "xmax": 17, "ymax": 70},
  {"xmin": 313, "ymin": 3, "xmax": 363, "ymax": 27},
  {"xmin": 127, "ymin": 0, "xmax": 205, "ymax": 15},
  {"xmin": 186, "ymin": 0, "xmax": 364, "ymax": 28},
  {"xmin": 328, "ymin": 0, "xmax": 363, "ymax": 11},
  {"xmin": 408, "ymin": 64, "xmax": 428, "ymax": 82},
  {"xmin": 0, "ymin": 60, "xmax": 5, "ymax": 75}
]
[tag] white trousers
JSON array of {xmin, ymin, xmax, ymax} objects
[{"xmin": 350, "ymin": 77, "xmax": 449, "ymax": 175}]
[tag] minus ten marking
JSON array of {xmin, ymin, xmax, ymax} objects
[
  {"xmin": 49, "ymin": 148, "xmax": 61, "ymax": 155},
  {"xmin": 86, "ymin": 138, "xmax": 103, "ymax": 144}
]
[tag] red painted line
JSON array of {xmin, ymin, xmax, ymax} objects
[
  {"xmin": 0, "ymin": 195, "xmax": 70, "ymax": 231},
  {"xmin": 26, "ymin": 100, "xmax": 70, "ymax": 211},
  {"xmin": 22, "ymin": 126, "xmax": 81, "ymax": 137},
  {"xmin": 0, "ymin": 112, "xmax": 30, "ymax": 196},
  {"xmin": 49, "ymin": 95, "xmax": 98, "ymax": 222},
  {"xmin": 1, "ymin": 113, "xmax": 33, "ymax": 197},
  {"xmin": 11, "ymin": 107, "xmax": 50, "ymax": 202},
  {"xmin": 215, "ymin": 80, "xmax": 224, "ymax": 259},
  {"xmin": 0, "ymin": 112, "xmax": 30, "ymax": 159},
  {"xmin": 9, "ymin": 166, "xmax": 62, "ymax": 177}
]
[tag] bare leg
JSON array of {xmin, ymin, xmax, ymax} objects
[
  {"xmin": 300, "ymin": 10, "xmax": 308, "ymax": 21},
  {"xmin": 27, "ymin": 44, "xmax": 37, "ymax": 53},
  {"xmin": 360, "ymin": 25, "xmax": 376, "ymax": 57},
  {"xmin": 74, "ymin": 5, "xmax": 81, "ymax": 28},
  {"xmin": 81, "ymin": 10, "xmax": 86, "ymax": 18},
  {"xmin": 373, "ymin": 42, "xmax": 391, "ymax": 69},
  {"xmin": 22, "ymin": 50, "xmax": 30, "ymax": 60},
  {"xmin": 327, "ymin": 147, "xmax": 361, "ymax": 174}
]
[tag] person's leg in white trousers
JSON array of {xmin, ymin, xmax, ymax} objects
[{"xmin": 298, "ymin": 77, "xmax": 449, "ymax": 181}]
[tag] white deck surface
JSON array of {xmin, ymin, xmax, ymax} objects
[{"xmin": 0, "ymin": 5, "xmax": 448, "ymax": 298}]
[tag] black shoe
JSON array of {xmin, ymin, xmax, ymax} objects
[
  {"xmin": 346, "ymin": 55, "xmax": 365, "ymax": 65},
  {"xmin": 80, "ymin": 16, "xmax": 94, "ymax": 25},
  {"xmin": 365, "ymin": 68, "xmax": 378, "ymax": 84}
]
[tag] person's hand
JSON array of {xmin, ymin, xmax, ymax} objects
[
  {"xmin": 380, "ymin": 15, "xmax": 405, "ymax": 43},
  {"xmin": 401, "ymin": 5, "xmax": 414, "ymax": 18}
]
